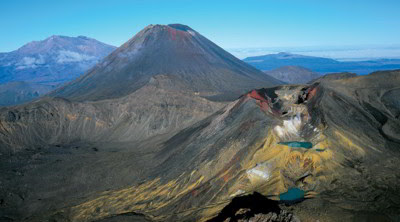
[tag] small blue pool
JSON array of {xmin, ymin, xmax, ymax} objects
[
  {"xmin": 278, "ymin": 141, "xmax": 313, "ymax": 149},
  {"xmin": 279, "ymin": 188, "xmax": 305, "ymax": 204}
]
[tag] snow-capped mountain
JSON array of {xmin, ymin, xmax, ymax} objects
[
  {"xmin": 0, "ymin": 35, "xmax": 116, "ymax": 106},
  {"xmin": 0, "ymin": 35, "xmax": 116, "ymax": 84}
]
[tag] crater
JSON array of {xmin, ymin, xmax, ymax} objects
[{"xmin": 207, "ymin": 192, "xmax": 281, "ymax": 222}]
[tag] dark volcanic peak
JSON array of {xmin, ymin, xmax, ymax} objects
[{"xmin": 52, "ymin": 24, "xmax": 282, "ymax": 101}]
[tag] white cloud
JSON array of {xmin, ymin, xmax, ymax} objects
[
  {"xmin": 15, "ymin": 56, "xmax": 45, "ymax": 69},
  {"xmin": 57, "ymin": 50, "xmax": 96, "ymax": 63},
  {"xmin": 22, "ymin": 57, "xmax": 36, "ymax": 65}
]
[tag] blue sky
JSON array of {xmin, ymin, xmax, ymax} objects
[{"xmin": 1, "ymin": 0, "xmax": 400, "ymax": 53}]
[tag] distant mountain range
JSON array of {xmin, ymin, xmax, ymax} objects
[
  {"xmin": 243, "ymin": 52, "xmax": 400, "ymax": 74},
  {"xmin": 263, "ymin": 65, "xmax": 321, "ymax": 84},
  {"xmin": 0, "ymin": 35, "xmax": 116, "ymax": 106}
]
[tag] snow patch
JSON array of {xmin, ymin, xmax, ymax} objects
[
  {"xmin": 22, "ymin": 57, "xmax": 37, "ymax": 65},
  {"xmin": 248, "ymin": 168, "xmax": 270, "ymax": 179},
  {"xmin": 187, "ymin": 30, "xmax": 196, "ymax": 36},
  {"xmin": 247, "ymin": 163, "xmax": 273, "ymax": 180},
  {"xmin": 274, "ymin": 112, "xmax": 302, "ymax": 139}
]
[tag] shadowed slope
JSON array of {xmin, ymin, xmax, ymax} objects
[
  {"xmin": 0, "ymin": 81, "xmax": 56, "ymax": 106},
  {"xmin": 0, "ymin": 75, "xmax": 224, "ymax": 151},
  {"xmin": 263, "ymin": 66, "xmax": 321, "ymax": 84}
]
